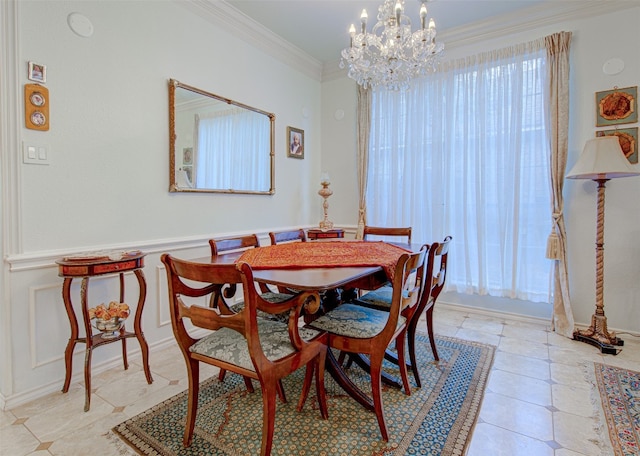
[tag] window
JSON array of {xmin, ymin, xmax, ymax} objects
[{"xmin": 366, "ymin": 43, "xmax": 551, "ymax": 302}]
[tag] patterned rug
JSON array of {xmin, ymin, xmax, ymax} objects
[
  {"xmin": 594, "ymin": 363, "xmax": 640, "ymax": 455},
  {"xmin": 112, "ymin": 335, "xmax": 494, "ymax": 455}
]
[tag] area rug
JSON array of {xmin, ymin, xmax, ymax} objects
[
  {"xmin": 112, "ymin": 335, "xmax": 494, "ymax": 455},
  {"xmin": 594, "ymin": 363, "xmax": 640, "ymax": 455}
]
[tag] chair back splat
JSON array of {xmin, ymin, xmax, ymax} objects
[
  {"xmin": 161, "ymin": 254, "xmax": 328, "ymax": 456},
  {"xmin": 209, "ymin": 233, "xmax": 260, "ymax": 256},
  {"xmin": 269, "ymin": 228, "xmax": 307, "ymax": 245},
  {"xmin": 363, "ymin": 226, "xmax": 412, "ymax": 245}
]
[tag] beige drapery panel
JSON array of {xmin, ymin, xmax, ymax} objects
[
  {"xmin": 544, "ymin": 31, "xmax": 575, "ymax": 338},
  {"xmin": 355, "ymin": 85, "xmax": 372, "ymax": 240}
]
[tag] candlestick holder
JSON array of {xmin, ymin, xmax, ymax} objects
[{"xmin": 318, "ymin": 173, "xmax": 334, "ymax": 231}]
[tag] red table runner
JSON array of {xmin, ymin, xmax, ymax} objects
[{"xmin": 236, "ymin": 241, "xmax": 411, "ymax": 281}]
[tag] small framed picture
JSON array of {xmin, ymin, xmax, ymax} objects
[
  {"xmin": 596, "ymin": 127, "xmax": 638, "ymax": 164},
  {"xmin": 287, "ymin": 126, "xmax": 304, "ymax": 159},
  {"xmin": 28, "ymin": 61, "xmax": 46, "ymax": 83},
  {"xmin": 595, "ymin": 86, "xmax": 637, "ymax": 127}
]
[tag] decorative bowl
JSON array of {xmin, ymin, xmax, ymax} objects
[{"xmin": 92, "ymin": 317, "xmax": 125, "ymax": 339}]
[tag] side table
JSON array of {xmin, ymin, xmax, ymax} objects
[
  {"xmin": 56, "ymin": 250, "xmax": 153, "ymax": 411},
  {"xmin": 307, "ymin": 228, "xmax": 345, "ymax": 240}
]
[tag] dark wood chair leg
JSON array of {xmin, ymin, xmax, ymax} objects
[
  {"xmin": 183, "ymin": 359, "xmax": 199, "ymax": 447},
  {"xmin": 407, "ymin": 321, "xmax": 421, "ymax": 388},
  {"xmin": 395, "ymin": 333, "xmax": 411, "ymax": 395},
  {"xmin": 369, "ymin": 353, "xmax": 389, "ymax": 441},
  {"xmin": 243, "ymin": 376, "xmax": 255, "ymax": 393},
  {"xmin": 315, "ymin": 350, "xmax": 329, "ymax": 419},
  {"xmin": 260, "ymin": 381, "xmax": 278, "ymax": 456},
  {"xmin": 426, "ymin": 306, "xmax": 439, "ymax": 361}
]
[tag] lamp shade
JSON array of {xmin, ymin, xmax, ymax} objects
[{"xmin": 566, "ymin": 136, "xmax": 640, "ymax": 180}]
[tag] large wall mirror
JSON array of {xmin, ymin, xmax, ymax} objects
[{"xmin": 169, "ymin": 79, "xmax": 275, "ymax": 194}]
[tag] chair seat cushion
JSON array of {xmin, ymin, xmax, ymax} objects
[
  {"xmin": 357, "ymin": 285, "xmax": 393, "ymax": 309},
  {"xmin": 229, "ymin": 291, "xmax": 293, "ymax": 323},
  {"xmin": 308, "ymin": 303, "xmax": 406, "ymax": 339},
  {"xmin": 190, "ymin": 319, "xmax": 322, "ymax": 372}
]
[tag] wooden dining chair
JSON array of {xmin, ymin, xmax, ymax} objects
[
  {"xmin": 307, "ymin": 247, "xmax": 427, "ymax": 441},
  {"xmin": 269, "ymin": 228, "xmax": 307, "ymax": 245},
  {"xmin": 363, "ymin": 225, "xmax": 412, "ymax": 245},
  {"xmin": 209, "ymin": 235, "xmax": 294, "ymax": 389},
  {"xmin": 161, "ymin": 254, "xmax": 329, "ymax": 456},
  {"xmin": 355, "ymin": 236, "xmax": 452, "ymax": 387},
  {"xmin": 415, "ymin": 236, "xmax": 451, "ymax": 368}
]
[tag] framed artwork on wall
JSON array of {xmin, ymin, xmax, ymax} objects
[
  {"xmin": 28, "ymin": 61, "xmax": 46, "ymax": 83},
  {"xmin": 596, "ymin": 127, "xmax": 638, "ymax": 164},
  {"xmin": 595, "ymin": 86, "xmax": 637, "ymax": 127},
  {"xmin": 287, "ymin": 126, "xmax": 304, "ymax": 159}
]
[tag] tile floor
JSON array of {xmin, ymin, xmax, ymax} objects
[{"xmin": 1, "ymin": 305, "xmax": 639, "ymax": 455}]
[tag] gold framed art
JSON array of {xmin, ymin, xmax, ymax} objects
[
  {"xmin": 596, "ymin": 127, "xmax": 638, "ymax": 164},
  {"xmin": 287, "ymin": 126, "xmax": 304, "ymax": 159},
  {"xmin": 595, "ymin": 86, "xmax": 637, "ymax": 127}
]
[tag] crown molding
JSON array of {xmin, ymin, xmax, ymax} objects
[
  {"xmin": 323, "ymin": 0, "xmax": 639, "ymax": 82},
  {"xmin": 175, "ymin": 0, "xmax": 323, "ymax": 81},
  {"xmin": 439, "ymin": 0, "xmax": 638, "ymax": 49}
]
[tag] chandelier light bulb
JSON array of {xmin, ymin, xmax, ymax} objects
[{"xmin": 339, "ymin": 0, "xmax": 444, "ymax": 91}]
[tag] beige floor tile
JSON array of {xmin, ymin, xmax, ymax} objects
[
  {"xmin": 461, "ymin": 316, "xmax": 504, "ymax": 335},
  {"xmin": 455, "ymin": 328, "xmax": 502, "ymax": 346},
  {"xmin": 94, "ymin": 366, "xmax": 169, "ymax": 408},
  {"xmin": 548, "ymin": 345, "xmax": 605, "ymax": 367},
  {"xmin": 552, "ymin": 411, "xmax": 609, "ymax": 456},
  {"xmin": 550, "ymin": 361, "xmax": 592, "ymax": 387},
  {"xmin": 487, "ymin": 369, "xmax": 552, "ymax": 406},
  {"xmin": 466, "ymin": 422, "xmax": 554, "ymax": 456},
  {"xmin": 479, "ymin": 392, "xmax": 553, "ymax": 441},
  {"xmin": 0, "ymin": 420, "xmax": 41, "ymax": 456},
  {"xmin": 493, "ymin": 351, "xmax": 551, "ymax": 380},
  {"xmin": 502, "ymin": 324, "xmax": 549, "ymax": 344},
  {"xmin": 48, "ymin": 410, "xmax": 130, "ymax": 456},
  {"xmin": 22, "ymin": 390, "xmax": 114, "ymax": 442},
  {"xmin": 498, "ymin": 337, "xmax": 550, "ymax": 360},
  {"xmin": 1, "ymin": 408, "xmax": 17, "ymax": 428},
  {"xmin": 551, "ymin": 383, "xmax": 595, "ymax": 417}
]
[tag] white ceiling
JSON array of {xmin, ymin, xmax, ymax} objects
[{"xmin": 225, "ymin": 0, "xmax": 551, "ymax": 63}]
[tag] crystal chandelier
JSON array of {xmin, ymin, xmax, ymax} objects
[{"xmin": 339, "ymin": 0, "xmax": 444, "ymax": 91}]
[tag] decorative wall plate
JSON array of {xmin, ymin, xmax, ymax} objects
[
  {"xmin": 30, "ymin": 92, "xmax": 45, "ymax": 106},
  {"xmin": 30, "ymin": 111, "xmax": 46, "ymax": 126}
]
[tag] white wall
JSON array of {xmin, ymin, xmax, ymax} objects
[
  {"xmin": 321, "ymin": 6, "xmax": 640, "ymax": 335},
  {"xmin": 1, "ymin": 0, "xmax": 325, "ymax": 407}
]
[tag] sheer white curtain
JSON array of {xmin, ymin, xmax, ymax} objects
[
  {"xmin": 367, "ymin": 38, "xmax": 552, "ymax": 302},
  {"xmin": 195, "ymin": 108, "xmax": 270, "ymax": 189}
]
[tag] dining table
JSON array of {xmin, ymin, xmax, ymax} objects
[{"xmin": 191, "ymin": 239, "xmax": 417, "ymax": 412}]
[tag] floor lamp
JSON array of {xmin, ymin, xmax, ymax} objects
[{"xmin": 566, "ymin": 136, "xmax": 640, "ymax": 354}]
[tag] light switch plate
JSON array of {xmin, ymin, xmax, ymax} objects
[{"xmin": 23, "ymin": 142, "xmax": 50, "ymax": 165}]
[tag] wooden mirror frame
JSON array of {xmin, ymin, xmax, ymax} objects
[{"xmin": 169, "ymin": 79, "xmax": 275, "ymax": 194}]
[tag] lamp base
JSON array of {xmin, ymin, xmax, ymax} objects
[{"xmin": 573, "ymin": 314, "xmax": 623, "ymax": 355}]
